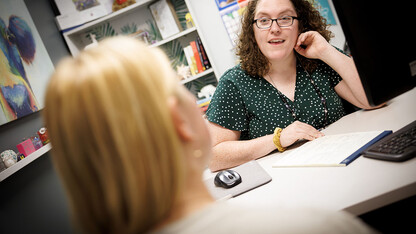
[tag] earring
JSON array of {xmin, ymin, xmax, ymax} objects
[{"xmin": 193, "ymin": 149, "xmax": 202, "ymax": 158}]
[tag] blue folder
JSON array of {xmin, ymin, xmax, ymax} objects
[{"xmin": 340, "ymin": 130, "xmax": 392, "ymax": 165}]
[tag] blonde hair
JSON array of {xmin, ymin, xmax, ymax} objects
[{"xmin": 44, "ymin": 37, "xmax": 186, "ymax": 233}]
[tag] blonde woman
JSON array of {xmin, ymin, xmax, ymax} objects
[{"xmin": 44, "ymin": 37, "xmax": 375, "ymax": 233}]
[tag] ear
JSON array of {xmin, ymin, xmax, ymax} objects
[{"xmin": 167, "ymin": 96, "xmax": 193, "ymax": 142}]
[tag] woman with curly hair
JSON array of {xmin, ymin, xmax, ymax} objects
[{"xmin": 206, "ymin": 0, "xmax": 376, "ymax": 171}]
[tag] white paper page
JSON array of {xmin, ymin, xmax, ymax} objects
[{"xmin": 273, "ymin": 131, "xmax": 383, "ymax": 167}]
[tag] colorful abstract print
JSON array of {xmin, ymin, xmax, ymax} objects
[{"xmin": 0, "ymin": 15, "xmax": 38, "ymax": 122}]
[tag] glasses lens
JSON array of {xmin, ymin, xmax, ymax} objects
[
  {"xmin": 257, "ymin": 18, "xmax": 271, "ymax": 28},
  {"xmin": 278, "ymin": 17, "xmax": 293, "ymax": 27}
]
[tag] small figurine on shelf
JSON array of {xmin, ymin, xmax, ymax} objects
[
  {"xmin": 112, "ymin": 0, "xmax": 136, "ymax": 12},
  {"xmin": 32, "ymin": 136, "xmax": 43, "ymax": 150},
  {"xmin": 185, "ymin": 13, "xmax": 194, "ymax": 29},
  {"xmin": 17, "ymin": 153, "xmax": 25, "ymax": 161},
  {"xmin": 16, "ymin": 139, "xmax": 36, "ymax": 157},
  {"xmin": 38, "ymin": 127, "xmax": 50, "ymax": 145},
  {"xmin": 0, "ymin": 150, "xmax": 18, "ymax": 168},
  {"xmin": 176, "ymin": 64, "xmax": 191, "ymax": 80},
  {"xmin": 197, "ymin": 84, "xmax": 216, "ymax": 100}
]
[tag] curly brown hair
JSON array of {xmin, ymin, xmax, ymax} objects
[{"xmin": 236, "ymin": 0, "xmax": 333, "ymax": 76}]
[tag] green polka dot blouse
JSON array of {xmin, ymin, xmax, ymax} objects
[{"xmin": 206, "ymin": 60, "xmax": 346, "ymax": 140}]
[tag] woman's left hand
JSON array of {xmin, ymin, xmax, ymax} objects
[{"xmin": 294, "ymin": 31, "xmax": 331, "ymax": 60}]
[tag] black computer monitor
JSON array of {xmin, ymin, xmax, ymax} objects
[{"xmin": 331, "ymin": 1, "xmax": 416, "ymax": 106}]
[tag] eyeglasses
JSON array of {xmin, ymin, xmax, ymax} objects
[{"xmin": 253, "ymin": 16, "xmax": 299, "ymax": 29}]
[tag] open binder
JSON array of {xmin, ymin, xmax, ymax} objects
[{"xmin": 273, "ymin": 130, "xmax": 392, "ymax": 167}]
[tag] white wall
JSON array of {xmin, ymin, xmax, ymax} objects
[{"xmin": 186, "ymin": 0, "xmax": 237, "ymax": 78}]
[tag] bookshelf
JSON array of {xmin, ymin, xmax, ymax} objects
[
  {"xmin": 0, "ymin": 143, "xmax": 52, "ymax": 182},
  {"xmin": 181, "ymin": 68, "xmax": 213, "ymax": 84},
  {"xmin": 62, "ymin": 0, "xmax": 219, "ymax": 97},
  {"xmin": 63, "ymin": 0, "xmax": 154, "ymax": 56},
  {"xmin": 150, "ymin": 26, "xmax": 196, "ymax": 48}
]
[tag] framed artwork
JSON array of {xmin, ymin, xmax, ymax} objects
[
  {"xmin": 0, "ymin": 0, "xmax": 55, "ymax": 125},
  {"xmin": 215, "ymin": 0, "xmax": 238, "ymax": 11},
  {"xmin": 149, "ymin": 0, "xmax": 182, "ymax": 39},
  {"xmin": 215, "ymin": 0, "xmax": 248, "ymax": 46},
  {"xmin": 315, "ymin": 0, "xmax": 336, "ymax": 25}
]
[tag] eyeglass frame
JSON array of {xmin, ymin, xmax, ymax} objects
[{"xmin": 253, "ymin": 16, "xmax": 299, "ymax": 29}]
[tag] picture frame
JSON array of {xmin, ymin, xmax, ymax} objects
[
  {"xmin": 0, "ymin": 0, "xmax": 55, "ymax": 126},
  {"xmin": 149, "ymin": 0, "xmax": 183, "ymax": 39}
]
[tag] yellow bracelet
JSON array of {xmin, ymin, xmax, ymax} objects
[{"xmin": 273, "ymin": 127, "xmax": 287, "ymax": 152}]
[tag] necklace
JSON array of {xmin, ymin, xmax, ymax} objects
[
  {"xmin": 267, "ymin": 65, "xmax": 329, "ymax": 128},
  {"xmin": 267, "ymin": 74, "xmax": 297, "ymax": 120}
]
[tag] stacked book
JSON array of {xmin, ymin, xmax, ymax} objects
[
  {"xmin": 196, "ymin": 96, "xmax": 211, "ymax": 113},
  {"xmin": 183, "ymin": 36, "xmax": 211, "ymax": 76}
]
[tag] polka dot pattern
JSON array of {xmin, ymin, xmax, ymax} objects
[{"xmin": 206, "ymin": 59, "xmax": 346, "ymax": 140}]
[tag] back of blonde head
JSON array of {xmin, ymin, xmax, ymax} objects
[{"xmin": 44, "ymin": 37, "xmax": 185, "ymax": 233}]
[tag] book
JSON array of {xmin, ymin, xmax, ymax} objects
[
  {"xmin": 272, "ymin": 130, "xmax": 392, "ymax": 167},
  {"xmin": 196, "ymin": 36, "xmax": 211, "ymax": 70},
  {"xmin": 190, "ymin": 41, "xmax": 204, "ymax": 73},
  {"xmin": 196, "ymin": 96, "xmax": 211, "ymax": 113},
  {"xmin": 183, "ymin": 45, "xmax": 197, "ymax": 75},
  {"xmin": 194, "ymin": 38, "xmax": 205, "ymax": 71}
]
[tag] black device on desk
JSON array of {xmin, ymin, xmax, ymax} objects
[
  {"xmin": 332, "ymin": 0, "xmax": 416, "ymax": 107},
  {"xmin": 363, "ymin": 121, "xmax": 416, "ymax": 161},
  {"xmin": 332, "ymin": 1, "xmax": 416, "ymax": 161},
  {"xmin": 214, "ymin": 169, "xmax": 242, "ymax": 189}
]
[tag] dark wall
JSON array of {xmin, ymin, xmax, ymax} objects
[
  {"xmin": 0, "ymin": 0, "xmax": 73, "ymax": 233},
  {"xmin": 0, "ymin": 152, "xmax": 73, "ymax": 233}
]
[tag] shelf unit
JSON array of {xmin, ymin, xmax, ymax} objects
[
  {"xmin": 181, "ymin": 68, "xmax": 213, "ymax": 84},
  {"xmin": 0, "ymin": 1, "xmax": 220, "ymax": 183},
  {"xmin": 63, "ymin": 0, "xmax": 154, "ymax": 56},
  {"xmin": 62, "ymin": 0, "xmax": 218, "ymax": 90},
  {"xmin": 150, "ymin": 26, "xmax": 196, "ymax": 48},
  {"xmin": 0, "ymin": 143, "xmax": 52, "ymax": 182}
]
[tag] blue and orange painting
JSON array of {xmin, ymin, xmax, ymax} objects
[
  {"xmin": 0, "ymin": 15, "xmax": 39, "ymax": 121},
  {"xmin": 0, "ymin": 0, "xmax": 54, "ymax": 125}
]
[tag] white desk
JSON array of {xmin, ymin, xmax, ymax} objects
[{"xmin": 207, "ymin": 88, "xmax": 416, "ymax": 216}]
